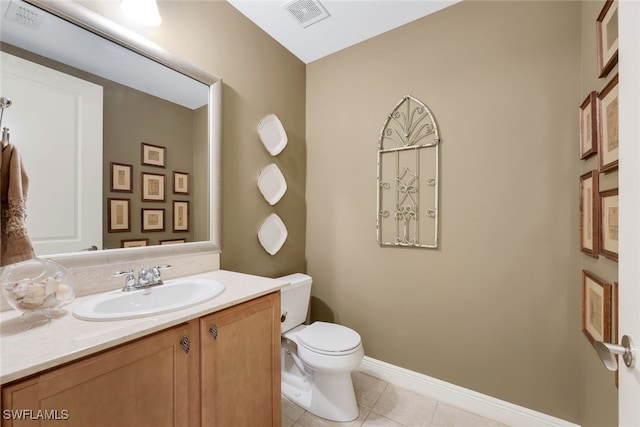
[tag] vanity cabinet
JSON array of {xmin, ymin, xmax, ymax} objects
[
  {"xmin": 1, "ymin": 323, "xmax": 194, "ymax": 427},
  {"xmin": 200, "ymin": 291, "xmax": 281, "ymax": 427},
  {"xmin": 1, "ymin": 292, "xmax": 281, "ymax": 427}
]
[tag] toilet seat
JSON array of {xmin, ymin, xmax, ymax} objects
[{"xmin": 296, "ymin": 322, "xmax": 362, "ymax": 355}]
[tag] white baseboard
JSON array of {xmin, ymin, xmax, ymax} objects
[{"xmin": 358, "ymin": 356, "xmax": 580, "ymax": 427}]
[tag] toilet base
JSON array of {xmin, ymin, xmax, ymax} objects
[
  {"xmin": 311, "ymin": 371, "xmax": 359, "ymax": 421},
  {"xmin": 282, "ymin": 371, "xmax": 359, "ymax": 422},
  {"xmin": 281, "ymin": 346, "xmax": 359, "ymax": 422}
]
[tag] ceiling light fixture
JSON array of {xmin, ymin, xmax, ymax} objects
[{"xmin": 121, "ymin": 0, "xmax": 162, "ymax": 27}]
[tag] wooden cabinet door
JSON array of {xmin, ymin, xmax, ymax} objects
[
  {"xmin": 1, "ymin": 324, "xmax": 193, "ymax": 427},
  {"xmin": 200, "ymin": 292, "xmax": 281, "ymax": 427}
]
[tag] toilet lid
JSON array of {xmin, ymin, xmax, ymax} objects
[{"xmin": 296, "ymin": 321, "xmax": 361, "ymax": 354}]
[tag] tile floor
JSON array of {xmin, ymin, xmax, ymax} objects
[{"xmin": 281, "ymin": 371, "xmax": 509, "ymax": 427}]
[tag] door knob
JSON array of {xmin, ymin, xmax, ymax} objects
[{"xmin": 595, "ymin": 335, "xmax": 636, "ymax": 371}]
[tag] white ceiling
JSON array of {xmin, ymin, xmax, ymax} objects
[{"xmin": 226, "ymin": 0, "xmax": 461, "ymax": 64}]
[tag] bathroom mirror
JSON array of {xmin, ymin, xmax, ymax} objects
[{"xmin": 0, "ymin": 0, "xmax": 221, "ymax": 263}]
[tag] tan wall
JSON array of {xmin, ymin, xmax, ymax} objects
[
  {"xmin": 306, "ymin": 1, "xmax": 581, "ymax": 422},
  {"xmin": 79, "ymin": 0, "xmax": 307, "ymax": 276},
  {"xmin": 578, "ymin": 1, "xmax": 618, "ymax": 426}
]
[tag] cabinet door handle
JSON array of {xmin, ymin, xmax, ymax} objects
[
  {"xmin": 180, "ymin": 335, "xmax": 190, "ymax": 353},
  {"xmin": 209, "ymin": 324, "xmax": 218, "ymax": 340}
]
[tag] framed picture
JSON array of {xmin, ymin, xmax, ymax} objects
[
  {"xmin": 173, "ymin": 171, "xmax": 190, "ymax": 195},
  {"xmin": 160, "ymin": 238, "xmax": 186, "ymax": 245},
  {"xmin": 579, "ymin": 92, "xmax": 598, "ymax": 159},
  {"xmin": 110, "ymin": 162, "xmax": 133, "ymax": 192},
  {"xmin": 600, "ymin": 188, "xmax": 619, "ymax": 261},
  {"xmin": 121, "ymin": 238, "xmax": 148, "ymax": 248},
  {"xmin": 142, "ymin": 173, "xmax": 166, "ymax": 202},
  {"xmin": 596, "ymin": 0, "xmax": 618, "ymax": 78},
  {"xmin": 173, "ymin": 201, "xmax": 190, "ymax": 232},
  {"xmin": 613, "ymin": 281, "xmax": 619, "ymax": 388},
  {"xmin": 142, "ymin": 208, "xmax": 165, "ymax": 232},
  {"xmin": 141, "ymin": 143, "xmax": 166, "ymax": 168},
  {"xmin": 108, "ymin": 198, "xmax": 130, "ymax": 232},
  {"xmin": 582, "ymin": 270, "xmax": 612, "ymax": 347},
  {"xmin": 597, "ymin": 74, "xmax": 619, "ymax": 172},
  {"xmin": 580, "ymin": 170, "xmax": 599, "ymax": 257}
]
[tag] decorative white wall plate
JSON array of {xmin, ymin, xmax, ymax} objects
[
  {"xmin": 257, "ymin": 113, "xmax": 288, "ymax": 156},
  {"xmin": 258, "ymin": 213, "xmax": 288, "ymax": 255},
  {"xmin": 257, "ymin": 163, "xmax": 287, "ymax": 205}
]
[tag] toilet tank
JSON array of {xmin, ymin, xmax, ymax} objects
[{"xmin": 278, "ymin": 273, "xmax": 312, "ymax": 333}]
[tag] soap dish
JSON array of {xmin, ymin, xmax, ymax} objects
[
  {"xmin": 258, "ymin": 213, "xmax": 288, "ymax": 255},
  {"xmin": 257, "ymin": 114, "xmax": 288, "ymax": 156},
  {"xmin": 257, "ymin": 163, "xmax": 287, "ymax": 205}
]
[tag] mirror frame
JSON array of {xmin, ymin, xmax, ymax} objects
[{"xmin": 24, "ymin": 0, "xmax": 222, "ymax": 268}]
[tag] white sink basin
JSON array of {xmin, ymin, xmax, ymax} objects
[{"xmin": 73, "ymin": 279, "xmax": 225, "ymax": 321}]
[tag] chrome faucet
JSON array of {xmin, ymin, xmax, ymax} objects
[{"xmin": 112, "ymin": 265, "xmax": 173, "ymax": 292}]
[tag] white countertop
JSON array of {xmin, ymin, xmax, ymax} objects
[{"xmin": 0, "ymin": 270, "xmax": 287, "ymax": 385}]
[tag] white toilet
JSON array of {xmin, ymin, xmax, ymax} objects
[{"xmin": 278, "ymin": 273, "xmax": 364, "ymax": 422}]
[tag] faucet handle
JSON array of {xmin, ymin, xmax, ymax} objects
[
  {"xmin": 112, "ymin": 269, "xmax": 134, "ymax": 277},
  {"xmin": 152, "ymin": 264, "xmax": 172, "ymax": 275},
  {"xmin": 150, "ymin": 264, "xmax": 172, "ymax": 282},
  {"xmin": 112, "ymin": 269, "xmax": 136, "ymax": 292}
]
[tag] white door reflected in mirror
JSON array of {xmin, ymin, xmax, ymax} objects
[{"xmin": 1, "ymin": 51, "xmax": 103, "ymax": 255}]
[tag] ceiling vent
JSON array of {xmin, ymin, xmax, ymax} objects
[
  {"xmin": 4, "ymin": 1, "xmax": 42, "ymax": 30},
  {"xmin": 282, "ymin": 0, "xmax": 330, "ymax": 28}
]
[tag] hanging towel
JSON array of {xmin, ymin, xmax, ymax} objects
[{"xmin": 1, "ymin": 143, "xmax": 35, "ymax": 266}]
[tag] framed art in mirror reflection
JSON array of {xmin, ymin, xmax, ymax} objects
[
  {"xmin": 110, "ymin": 162, "xmax": 133, "ymax": 192},
  {"xmin": 142, "ymin": 172, "xmax": 166, "ymax": 202},
  {"xmin": 173, "ymin": 201, "xmax": 189, "ymax": 232},
  {"xmin": 141, "ymin": 142, "xmax": 167, "ymax": 168},
  {"xmin": 108, "ymin": 198, "xmax": 131, "ymax": 232},
  {"xmin": 142, "ymin": 208, "xmax": 165, "ymax": 232},
  {"xmin": 173, "ymin": 171, "xmax": 190, "ymax": 195},
  {"xmin": 121, "ymin": 238, "xmax": 148, "ymax": 248}
]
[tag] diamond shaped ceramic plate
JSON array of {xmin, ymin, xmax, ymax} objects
[
  {"xmin": 258, "ymin": 213, "xmax": 288, "ymax": 255},
  {"xmin": 257, "ymin": 163, "xmax": 287, "ymax": 205},
  {"xmin": 257, "ymin": 114, "xmax": 288, "ymax": 156}
]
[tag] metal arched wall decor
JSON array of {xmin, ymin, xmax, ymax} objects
[{"xmin": 376, "ymin": 95, "xmax": 440, "ymax": 248}]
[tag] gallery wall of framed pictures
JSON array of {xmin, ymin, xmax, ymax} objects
[
  {"xmin": 579, "ymin": 0, "xmax": 619, "ymax": 259},
  {"xmin": 106, "ymin": 141, "xmax": 194, "ymax": 248},
  {"xmin": 578, "ymin": 0, "xmax": 619, "ymax": 385}
]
